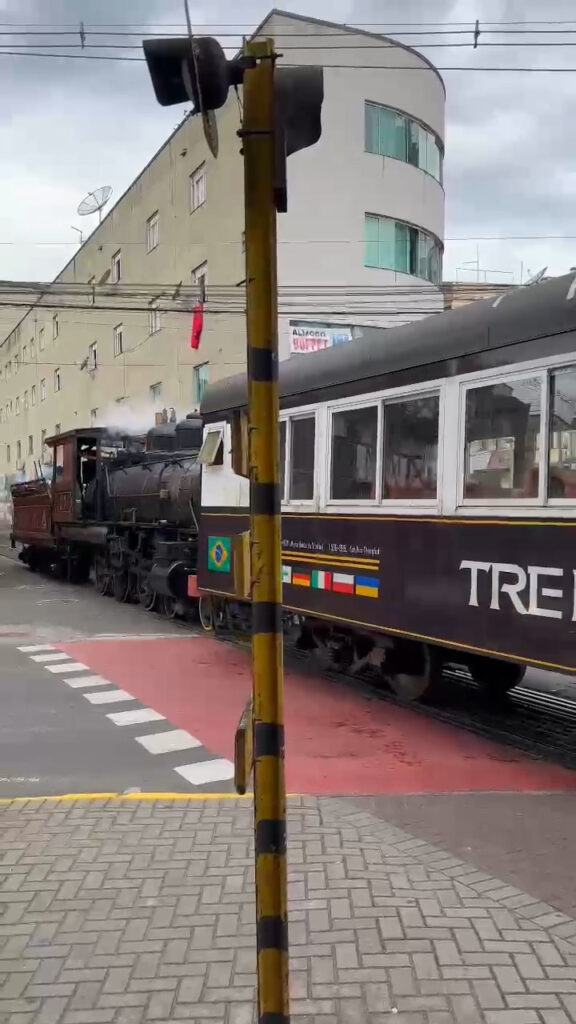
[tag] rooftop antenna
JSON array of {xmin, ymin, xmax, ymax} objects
[
  {"xmin": 524, "ymin": 266, "xmax": 548, "ymax": 287},
  {"xmin": 77, "ymin": 185, "xmax": 113, "ymax": 224}
]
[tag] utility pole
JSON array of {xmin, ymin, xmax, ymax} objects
[
  {"xmin": 142, "ymin": 33, "xmax": 323, "ymax": 1024},
  {"xmin": 242, "ymin": 38, "xmax": 288, "ymax": 1023}
]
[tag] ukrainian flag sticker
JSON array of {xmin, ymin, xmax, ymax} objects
[{"xmin": 208, "ymin": 536, "xmax": 231, "ymax": 573}]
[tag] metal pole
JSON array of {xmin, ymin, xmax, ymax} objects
[{"xmin": 242, "ymin": 38, "xmax": 290, "ymax": 1024}]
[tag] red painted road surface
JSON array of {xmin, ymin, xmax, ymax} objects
[{"xmin": 59, "ymin": 636, "xmax": 576, "ymax": 795}]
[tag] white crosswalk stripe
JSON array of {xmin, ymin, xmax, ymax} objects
[
  {"xmin": 135, "ymin": 730, "xmax": 202, "ymax": 755},
  {"xmin": 174, "ymin": 759, "xmax": 235, "ymax": 786},
  {"xmin": 29, "ymin": 653, "xmax": 71, "ymax": 663},
  {"xmin": 45, "ymin": 662, "xmax": 89, "ymax": 674},
  {"xmin": 83, "ymin": 689, "xmax": 137, "ymax": 704},
  {"xmin": 63, "ymin": 675, "xmax": 113, "ymax": 689},
  {"xmin": 107, "ymin": 708, "xmax": 166, "ymax": 727}
]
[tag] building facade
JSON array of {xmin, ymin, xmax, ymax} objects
[{"xmin": 0, "ymin": 9, "xmax": 445, "ymax": 482}]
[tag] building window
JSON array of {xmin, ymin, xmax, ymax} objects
[
  {"xmin": 15, "ymin": 396, "xmax": 20, "ymax": 415},
  {"xmin": 146, "ymin": 211, "xmax": 159, "ymax": 253},
  {"xmin": 30, "ymin": 338, "xmax": 35, "ymax": 360},
  {"xmin": 382, "ymin": 394, "xmax": 440, "ymax": 499},
  {"xmin": 28, "ymin": 434, "xmax": 33, "ymax": 455},
  {"xmin": 23, "ymin": 390, "xmax": 28, "ymax": 410},
  {"xmin": 16, "ymin": 440, "xmax": 21, "ymax": 463},
  {"xmin": 40, "ymin": 378, "xmax": 46, "ymax": 401},
  {"xmin": 52, "ymin": 314, "xmax": 59, "ymax": 339},
  {"xmin": 194, "ymin": 363, "xmax": 210, "ymax": 405},
  {"xmin": 190, "ymin": 163, "xmax": 206, "ymax": 212},
  {"xmin": 198, "ymin": 428, "xmax": 224, "ymax": 466},
  {"xmin": 365, "ymin": 101, "xmax": 442, "ymax": 183},
  {"xmin": 6, "ymin": 444, "xmax": 10, "ymax": 464},
  {"xmin": 148, "ymin": 303, "xmax": 160, "ymax": 335},
  {"xmin": 111, "ymin": 249, "xmax": 121, "ymax": 283},
  {"xmin": 192, "ymin": 261, "xmax": 207, "ymax": 300},
  {"xmin": 150, "ymin": 382, "xmax": 162, "ymax": 403},
  {"xmin": 463, "ymin": 377, "xmax": 542, "ymax": 501},
  {"xmin": 14, "ymin": 353, "xmax": 19, "ymax": 374},
  {"xmin": 54, "ymin": 367, "xmax": 61, "ymax": 392},
  {"xmin": 39, "ymin": 327, "xmax": 45, "ymax": 351},
  {"xmin": 31, "ymin": 385, "xmax": 36, "ymax": 406},
  {"xmin": 365, "ymin": 214, "xmax": 441, "ymax": 285},
  {"xmin": 89, "ymin": 341, "xmax": 98, "ymax": 369},
  {"xmin": 22, "ymin": 345, "xmax": 27, "ymax": 365},
  {"xmin": 90, "ymin": 408, "xmax": 98, "ymax": 424},
  {"xmin": 6, "ymin": 361, "xmax": 11, "ymax": 378},
  {"xmin": 330, "ymin": 406, "xmax": 378, "ymax": 500},
  {"xmin": 113, "ymin": 324, "xmax": 123, "ymax": 357}
]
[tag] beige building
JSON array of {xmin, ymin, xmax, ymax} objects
[{"xmin": 0, "ymin": 9, "xmax": 445, "ymax": 483}]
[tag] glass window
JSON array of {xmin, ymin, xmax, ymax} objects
[
  {"xmin": 150, "ymin": 382, "xmax": 162, "ymax": 403},
  {"xmin": 289, "ymin": 417, "xmax": 315, "ymax": 501},
  {"xmin": 364, "ymin": 102, "xmax": 442, "ymax": 182},
  {"xmin": 112, "ymin": 250, "xmax": 121, "ymax": 283},
  {"xmin": 28, "ymin": 435, "xmax": 33, "ymax": 455},
  {"xmin": 146, "ymin": 212, "xmax": 159, "ymax": 253},
  {"xmin": 148, "ymin": 304, "xmax": 160, "ymax": 335},
  {"xmin": 199, "ymin": 429, "xmax": 224, "ymax": 466},
  {"xmin": 54, "ymin": 444, "xmax": 64, "ymax": 479},
  {"xmin": 331, "ymin": 406, "xmax": 378, "ymax": 500},
  {"xmin": 549, "ymin": 367, "xmax": 576, "ymax": 498},
  {"xmin": 364, "ymin": 214, "xmax": 441, "ymax": 285},
  {"xmin": 383, "ymin": 395, "xmax": 439, "ymax": 499},
  {"xmin": 279, "ymin": 420, "xmax": 286, "ymax": 499},
  {"xmin": 190, "ymin": 164, "xmax": 206, "ymax": 212},
  {"xmin": 194, "ymin": 363, "xmax": 210, "ymax": 405},
  {"xmin": 464, "ymin": 378, "xmax": 542, "ymax": 501},
  {"xmin": 113, "ymin": 324, "xmax": 123, "ymax": 356}
]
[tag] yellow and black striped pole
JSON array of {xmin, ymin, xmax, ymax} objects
[{"xmin": 242, "ymin": 38, "xmax": 289, "ymax": 1024}]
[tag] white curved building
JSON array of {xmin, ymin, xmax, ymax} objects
[
  {"xmin": 0, "ymin": 9, "xmax": 445, "ymax": 481},
  {"xmin": 269, "ymin": 10, "xmax": 446, "ymax": 355}
]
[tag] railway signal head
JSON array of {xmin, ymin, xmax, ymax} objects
[{"xmin": 142, "ymin": 35, "xmax": 323, "ymax": 209}]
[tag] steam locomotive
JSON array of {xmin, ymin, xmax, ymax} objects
[{"xmin": 11, "ymin": 413, "xmax": 203, "ymax": 619}]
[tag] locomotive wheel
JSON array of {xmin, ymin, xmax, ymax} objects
[
  {"xmin": 198, "ymin": 596, "xmax": 214, "ymax": 631},
  {"xmin": 94, "ymin": 555, "xmax": 112, "ymax": 596},
  {"xmin": 138, "ymin": 577, "xmax": 157, "ymax": 612},
  {"xmin": 162, "ymin": 595, "xmax": 179, "ymax": 619},
  {"xmin": 467, "ymin": 655, "xmax": 526, "ymax": 697},
  {"xmin": 113, "ymin": 571, "xmax": 131, "ymax": 603},
  {"xmin": 383, "ymin": 639, "xmax": 435, "ymax": 702}
]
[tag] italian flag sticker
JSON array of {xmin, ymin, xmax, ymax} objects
[{"xmin": 312, "ymin": 570, "xmax": 332, "ymax": 590}]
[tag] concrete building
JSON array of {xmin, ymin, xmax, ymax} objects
[{"xmin": 0, "ymin": 9, "xmax": 445, "ymax": 482}]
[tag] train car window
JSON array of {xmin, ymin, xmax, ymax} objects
[
  {"xmin": 464, "ymin": 378, "xmax": 541, "ymax": 500},
  {"xmin": 330, "ymin": 406, "xmax": 378, "ymax": 500},
  {"xmin": 549, "ymin": 366, "xmax": 576, "ymax": 499},
  {"xmin": 382, "ymin": 395, "xmax": 439, "ymax": 499},
  {"xmin": 279, "ymin": 421, "xmax": 286, "ymax": 499},
  {"xmin": 289, "ymin": 417, "xmax": 315, "ymax": 501},
  {"xmin": 198, "ymin": 428, "xmax": 224, "ymax": 467}
]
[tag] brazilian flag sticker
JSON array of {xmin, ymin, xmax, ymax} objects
[{"xmin": 208, "ymin": 536, "xmax": 231, "ymax": 573}]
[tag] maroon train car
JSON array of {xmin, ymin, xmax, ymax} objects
[{"xmin": 197, "ymin": 272, "xmax": 576, "ymax": 700}]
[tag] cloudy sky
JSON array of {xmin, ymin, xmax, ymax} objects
[{"xmin": 1, "ymin": 0, "xmax": 575, "ymax": 318}]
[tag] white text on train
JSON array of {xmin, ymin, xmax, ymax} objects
[{"xmin": 459, "ymin": 560, "xmax": 574, "ymax": 620}]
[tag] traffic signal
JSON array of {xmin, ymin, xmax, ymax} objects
[{"xmin": 142, "ymin": 35, "xmax": 323, "ymax": 211}]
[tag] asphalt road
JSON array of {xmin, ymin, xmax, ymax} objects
[{"xmin": 0, "ymin": 554, "xmax": 207, "ymax": 798}]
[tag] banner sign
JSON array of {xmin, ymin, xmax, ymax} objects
[{"xmin": 289, "ymin": 321, "xmax": 353, "ymax": 355}]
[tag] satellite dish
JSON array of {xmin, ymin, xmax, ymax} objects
[
  {"xmin": 525, "ymin": 267, "xmax": 548, "ymax": 287},
  {"xmin": 183, "ymin": 0, "xmax": 219, "ymax": 158},
  {"xmin": 77, "ymin": 186, "xmax": 113, "ymax": 224}
]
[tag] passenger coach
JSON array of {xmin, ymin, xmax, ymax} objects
[{"xmin": 197, "ymin": 272, "xmax": 576, "ymax": 700}]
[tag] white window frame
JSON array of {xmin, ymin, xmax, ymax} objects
[
  {"xmin": 111, "ymin": 249, "xmax": 121, "ymax": 283},
  {"xmin": 148, "ymin": 304, "xmax": 160, "ymax": 335},
  {"xmin": 380, "ymin": 387, "xmax": 443, "ymax": 509},
  {"xmin": 39, "ymin": 327, "xmax": 45, "ymax": 351},
  {"xmin": 326, "ymin": 398, "xmax": 382, "ymax": 509},
  {"xmin": 15, "ymin": 395, "xmax": 20, "ymax": 416},
  {"xmin": 192, "ymin": 261, "xmax": 207, "ymax": 298},
  {"xmin": 149, "ymin": 381, "xmax": 162, "ymax": 403},
  {"xmin": 189, "ymin": 163, "xmax": 206, "ymax": 213},
  {"xmin": 198, "ymin": 427, "xmax": 224, "ymax": 466},
  {"xmin": 89, "ymin": 341, "xmax": 98, "ymax": 369},
  {"xmin": 52, "ymin": 314, "xmax": 59, "ymax": 339},
  {"xmin": 280, "ymin": 410, "xmax": 319, "ymax": 509},
  {"xmin": 146, "ymin": 211, "xmax": 159, "ymax": 253},
  {"xmin": 31, "ymin": 385, "xmax": 36, "ymax": 406},
  {"xmin": 40, "ymin": 378, "xmax": 46, "ymax": 402},
  {"xmin": 54, "ymin": 367, "xmax": 61, "ymax": 392},
  {"xmin": 28, "ymin": 434, "xmax": 33, "ymax": 455},
  {"xmin": 113, "ymin": 324, "xmax": 123, "ymax": 357}
]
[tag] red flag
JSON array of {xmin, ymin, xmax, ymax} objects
[{"xmin": 190, "ymin": 304, "xmax": 204, "ymax": 350}]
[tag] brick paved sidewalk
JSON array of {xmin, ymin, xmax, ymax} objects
[{"xmin": 0, "ymin": 796, "xmax": 575, "ymax": 1024}]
